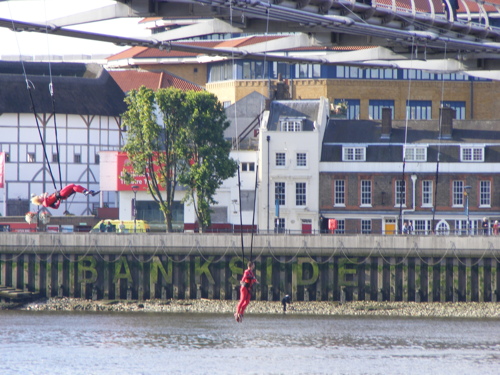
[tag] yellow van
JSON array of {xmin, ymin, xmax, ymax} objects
[{"xmin": 90, "ymin": 220, "xmax": 150, "ymax": 233}]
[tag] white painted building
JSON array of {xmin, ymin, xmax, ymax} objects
[
  {"xmin": 258, "ymin": 98, "xmax": 329, "ymax": 233},
  {"xmin": 0, "ymin": 61, "xmax": 126, "ymax": 217}
]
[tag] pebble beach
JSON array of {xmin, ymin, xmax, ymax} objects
[{"xmin": 8, "ymin": 297, "xmax": 500, "ymax": 318}]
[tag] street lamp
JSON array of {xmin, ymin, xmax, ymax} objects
[
  {"xmin": 131, "ymin": 185, "xmax": 139, "ymax": 233},
  {"xmin": 464, "ymin": 185, "xmax": 471, "ymax": 235}
]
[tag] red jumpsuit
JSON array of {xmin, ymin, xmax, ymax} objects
[
  {"xmin": 41, "ymin": 184, "xmax": 89, "ymax": 209},
  {"xmin": 236, "ymin": 268, "xmax": 257, "ymax": 318}
]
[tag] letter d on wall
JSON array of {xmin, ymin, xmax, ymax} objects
[{"xmin": 295, "ymin": 257, "xmax": 319, "ymax": 286}]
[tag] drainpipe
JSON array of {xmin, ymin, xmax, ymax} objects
[{"xmin": 402, "ymin": 174, "xmax": 418, "ymax": 230}]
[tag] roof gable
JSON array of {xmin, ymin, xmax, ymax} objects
[
  {"xmin": 108, "ymin": 69, "xmax": 203, "ymax": 92},
  {"xmin": 267, "ymin": 100, "xmax": 320, "ymax": 131}
]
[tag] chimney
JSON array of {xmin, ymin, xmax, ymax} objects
[
  {"xmin": 380, "ymin": 107, "xmax": 392, "ymax": 139},
  {"xmin": 440, "ymin": 107, "xmax": 454, "ymax": 139}
]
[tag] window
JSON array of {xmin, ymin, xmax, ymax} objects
[
  {"xmin": 368, "ymin": 100, "xmax": 395, "ymax": 120},
  {"xmin": 275, "ymin": 182, "xmax": 285, "ymax": 206},
  {"xmin": 395, "ymin": 180, "xmax": 406, "ymax": 206},
  {"xmin": 242, "ymin": 61, "xmax": 264, "ymax": 79},
  {"xmin": 422, "ymin": 180, "xmax": 433, "ymax": 207},
  {"xmin": 441, "ymin": 101, "xmax": 466, "ymax": 120},
  {"xmin": 52, "ymin": 153, "xmax": 59, "ymax": 163},
  {"xmin": 280, "ymin": 119, "xmax": 302, "ymax": 132},
  {"xmin": 74, "ymin": 154, "xmax": 81, "ymax": 164},
  {"xmin": 343, "ymin": 147, "xmax": 366, "ymax": 161},
  {"xmin": 454, "ymin": 220, "xmax": 476, "ymax": 235},
  {"xmin": 296, "ymin": 153, "xmax": 307, "ymax": 167},
  {"xmin": 336, "ymin": 219, "xmax": 345, "ymax": 234},
  {"xmin": 241, "ymin": 162, "xmax": 255, "ymax": 172},
  {"xmin": 223, "ymin": 101, "xmax": 231, "ymax": 108},
  {"xmin": 334, "ymin": 180, "xmax": 345, "ymax": 206},
  {"xmin": 275, "ymin": 217, "xmax": 285, "ymax": 232},
  {"xmin": 295, "ymin": 63, "xmax": 320, "ymax": 78},
  {"xmin": 480, "ymin": 180, "xmax": 491, "ymax": 207},
  {"xmin": 95, "ymin": 154, "xmax": 100, "ymax": 165},
  {"xmin": 334, "ymin": 99, "xmax": 360, "ymax": 120},
  {"xmin": 275, "ymin": 153, "xmax": 286, "ymax": 167},
  {"xmin": 361, "ymin": 219, "xmax": 372, "ymax": 234},
  {"xmin": 272, "ymin": 61, "xmax": 291, "ymax": 79},
  {"xmin": 406, "ymin": 100, "xmax": 432, "ymax": 120},
  {"xmin": 452, "ymin": 180, "xmax": 464, "ymax": 206},
  {"xmin": 361, "ymin": 180, "xmax": 372, "ymax": 206},
  {"xmin": 295, "ymin": 182, "xmax": 306, "ymax": 206},
  {"xmin": 404, "ymin": 146, "xmax": 427, "ymax": 162},
  {"xmin": 414, "ymin": 220, "xmax": 432, "ymax": 235},
  {"xmin": 27, "ymin": 152, "xmax": 36, "ymax": 163},
  {"xmin": 461, "ymin": 146, "xmax": 484, "ymax": 162}
]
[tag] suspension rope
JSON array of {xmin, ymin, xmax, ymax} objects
[
  {"xmin": 8, "ymin": 3, "xmax": 60, "ymax": 192},
  {"xmin": 398, "ymin": 37, "xmax": 415, "ymax": 233},
  {"xmin": 237, "ymin": 166, "xmax": 245, "ymax": 261},
  {"xmin": 44, "ymin": 0, "xmax": 63, "ymax": 189},
  {"xmin": 431, "ymin": 42, "xmax": 448, "ymax": 233},
  {"xmin": 249, "ymin": 165, "xmax": 258, "ymax": 262}
]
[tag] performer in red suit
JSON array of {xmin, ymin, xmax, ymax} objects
[
  {"xmin": 235, "ymin": 261, "xmax": 258, "ymax": 323},
  {"xmin": 31, "ymin": 184, "xmax": 99, "ymax": 209}
]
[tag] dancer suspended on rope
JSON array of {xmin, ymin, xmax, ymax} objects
[
  {"xmin": 235, "ymin": 261, "xmax": 258, "ymax": 323},
  {"xmin": 31, "ymin": 184, "xmax": 99, "ymax": 209}
]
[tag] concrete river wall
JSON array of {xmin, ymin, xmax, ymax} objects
[{"xmin": 0, "ymin": 233, "xmax": 498, "ymax": 303}]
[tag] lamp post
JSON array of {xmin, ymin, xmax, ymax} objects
[
  {"xmin": 131, "ymin": 185, "xmax": 139, "ymax": 233},
  {"xmin": 464, "ymin": 185, "xmax": 471, "ymax": 235}
]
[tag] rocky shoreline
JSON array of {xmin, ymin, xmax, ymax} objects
[{"xmin": 2, "ymin": 298, "xmax": 499, "ymax": 318}]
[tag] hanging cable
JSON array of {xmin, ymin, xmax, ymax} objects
[
  {"xmin": 237, "ymin": 166, "xmax": 245, "ymax": 261},
  {"xmin": 398, "ymin": 37, "xmax": 415, "ymax": 233},
  {"xmin": 7, "ymin": 3, "xmax": 58, "ymax": 191},
  {"xmin": 431, "ymin": 42, "xmax": 448, "ymax": 233},
  {"xmin": 228, "ymin": 1, "xmax": 240, "ymax": 151},
  {"xmin": 249, "ymin": 165, "xmax": 259, "ymax": 262},
  {"xmin": 44, "ymin": 0, "xmax": 63, "ymax": 189}
]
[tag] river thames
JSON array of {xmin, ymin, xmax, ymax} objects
[{"xmin": 0, "ymin": 311, "xmax": 499, "ymax": 375}]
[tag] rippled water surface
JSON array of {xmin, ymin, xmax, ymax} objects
[{"xmin": 0, "ymin": 311, "xmax": 499, "ymax": 375}]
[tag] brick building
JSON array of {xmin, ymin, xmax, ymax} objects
[{"xmin": 319, "ymin": 108, "xmax": 500, "ymax": 235}]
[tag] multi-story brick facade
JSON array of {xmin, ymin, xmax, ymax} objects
[{"xmin": 320, "ymin": 109, "xmax": 500, "ymax": 235}]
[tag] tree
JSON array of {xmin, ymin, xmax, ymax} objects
[
  {"xmin": 122, "ymin": 86, "xmax": 190, "ymax": 232},
  {"xmin": 121, "ymin": 87, "xmax": 237, "ymax": 233},
  {"xmin": 179, "ymin": 91, "xmax": 238, "ymax": 232}
]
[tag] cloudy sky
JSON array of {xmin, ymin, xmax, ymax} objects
[{"xmin": 0, "ymin": 0, "xmax": 149, "ymax": 57}]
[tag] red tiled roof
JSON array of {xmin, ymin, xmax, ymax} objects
[
  {"xmin": 107, "ymin": 41, "xmax": 222, "ymax": 61},
  {"xmin": 108, "ymin": 70, "xmax": 203, "ymax": 93},
  {"xmin": 216, "ymin": 35, "xmax": 286, "ymax": 48}
]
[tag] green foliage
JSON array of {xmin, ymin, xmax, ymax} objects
[
  {"xmin": 121, "ymin": 87, "xmax": 237, "ymax": 232},
  {"xmin": 179, "ymin": 91, "xmax": 238, "ymax": 231}
]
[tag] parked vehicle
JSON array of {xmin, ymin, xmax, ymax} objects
[{"xmin": 90, "ymin": 220, "xmax": 150, "ymax": 233}]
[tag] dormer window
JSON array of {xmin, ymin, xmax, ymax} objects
[
  {"xmin": 280, "ymin": 117, "xmax": 303, "ymax": 132},
  {"xmin": 404, "ymin": 146, "xmax": 427, "ymax": 162},
  {"xmin": 343, "ymin": 146, "xmax": 366, "ymax": 161},
  {"xmin": 461, "ymin": 146, "xmax": 484, "ymax": 162}
]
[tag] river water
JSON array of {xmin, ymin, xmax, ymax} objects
[{"xmin": 0, "ymin": 311, "xmax": 499, "ymax": 375}]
